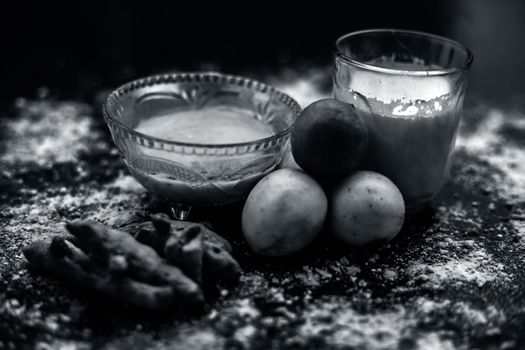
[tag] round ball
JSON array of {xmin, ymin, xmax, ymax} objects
[
  {"xmin": 242, "ymin": 169, "xmax": 327, "ymax": 256},
  {"xmin": 329, "ymin": 171, "xmax": 405, "ymax": 247},
  {"xmin": 291, "ymin": 98, "xmax": 368, "ymax": 178}
]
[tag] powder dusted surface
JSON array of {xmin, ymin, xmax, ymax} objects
[{"xmin": 1, "ymin": 76, "xmax": 525, "ymax": 350}]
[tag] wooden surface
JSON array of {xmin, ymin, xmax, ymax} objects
[{"xmin": 1, "ymin": 78, "xmax": 524, "ymax": 349}]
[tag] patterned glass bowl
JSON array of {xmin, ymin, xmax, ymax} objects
[{"xmin": 103, "ymin": 72, "xmax": 301, "ymax": 219}]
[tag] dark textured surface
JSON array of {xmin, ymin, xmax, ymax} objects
[{"xmin": 0, "ymin": 73, "xmax": 525, "ymax": 350}]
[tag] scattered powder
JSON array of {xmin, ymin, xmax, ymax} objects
[
  {"xmin": 294, "ymin": 266, "xmax": 328, "ymax": 288},
  {"xmin": 0, "ymin": 100, "xmax": 145, "ymax": 239},
  {"xmin": 158, "ymin": 329, "xmax": 223, "ymax": 350},
  {"xmin": 484, "ymin": 146, "xmax": 525, "ymax": 204},
  {"xmin": 511, "ymin": 219, "xmax": 525, "ymax": 240},
  {"xmin": 331, "ymin": 315, "xmax": 408, "ymax": 348},
  {"xmin": 456, "ymin": 109, "xmax": 505, "ymax": 151},
  {"xmin": 415, "ymin": 298, "xmax": 451, "ymax": 314},
  {"xmin": 292, "ymin": 259, "xmax": 361, "ymax": 289},
  {"xmin": 415, "ymin": 297, "xmax": 506, "ymax": 327},
  {"xmin": 1, "ymin": 100, "xmax": 98, "ymax": 166},
  {"xmin": 326, "ymin": 308, "xmax": 412, "ymax": 349},
  {"xmin": 415, "ymin": 333, "xmax": 455, "ymax": 350},
  {"xmin": 35, "ymin": 340, "xmax": 91, "ymax": 350},
  {"xmin": 295, "ymin": 297, "xmax": 505, "ymax": 350},
  {"xmin": 299, "ymin": 301, "xmax": 409, "ymax": 349},
  {"xmin": 2, "ymin": 184, "xmax": 145, "ymax": 241},
  {"xmin": 453, "ymin": 302, "xmax": 489, "ymax": 325},
  {"xmin": 0, "ymin": 297, "xmax": 85, "ymax": 350},
  {"xmin": 434, "ymin": 201, "xmax": 484, "ymax": 232},
  {"xmin": 509, "ymin": 204, "xmax": 525, "ymax": 245},
  {"xmin": 298, "ymin": 299, "xmax": 460, "ymax": 350},
  {"xmin": 233, "ymin": 325, "xmax": 257, "ymax": 345},
  {"xmin": 456, "ymin": 109, "xmax": 525, "ymax": 204},
  {"xmin": 383, "ymin": 268, "xmax": 398, "ymax": 281},
  {"xmin": 108, "ymin": 173, "xmax": 146, "ymax": 193},
  {"xmin": 98, "ymin": 327, "xmax": 223, "ymax": 350},
  {"xmin": 1, "ymin": 173, "xmax": 146, "ymax": 247},
  {"xmin": 234, "ymin": 298, "xmax": 261, "ymax": 319},
  {"xmin": 407, "ymin": 247, "xmax": 508, "ymax": 288}
]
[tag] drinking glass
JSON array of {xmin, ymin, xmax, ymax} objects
[{"xmin": 333, "ymin": 29, "xmax": 473, "ymax": 211}]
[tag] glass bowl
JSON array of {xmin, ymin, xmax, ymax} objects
[{"xmin": 103, "ymin": 72, "xmax": 301, "ymax": 219}]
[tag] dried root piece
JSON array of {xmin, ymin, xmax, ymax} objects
[
  {"xmin": 170, "ymin": 220, "xmax": 233, "ymax": 254},
  {"xmin": 65, "ymin": 221, "xmax": 204, "ymax": 305},
  {"xmin": 23, "ymin": 214, "xmax": 240, "ymax": 310},
  {"xmin": 134, "ymin": 215, "xmax": 241, "ymax": 287},
  {"xmin": 131, "ymin": 222, "xmax": 161, "ymax": 251},
  {"xmin": 165, "ymin": 225, "xmax": 204, "ymax": 285},
  {"xmin": 23, "ymin": 238, "xmax": 174, "ymax": 311},
  {"xmin": 149, "ymin": 213, "xmax": 233, "ymax": 253},
  {"xmin": 202, "ymin": 241, "xmax": 242, "ymax": 287}
]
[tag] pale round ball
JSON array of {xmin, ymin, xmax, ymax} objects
[
  {"xmin": 329, "ymin": 171, "xmax": 405, "ymax": 247},
  {"xmin": 242, "ymin": 169, "xmax": 327, "ymax": 256}
]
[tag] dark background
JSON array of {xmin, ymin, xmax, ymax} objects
[{"xmin": 2, "ymin": 0, "xmax": 525, "ymax": 105}]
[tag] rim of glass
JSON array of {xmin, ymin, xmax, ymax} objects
[
  {"xmin": 103, "ymin": 72, "xmax": 302, "ymax": 149},
  {"xmin": 335, "ymin": 29, "xmax": 473, "ymax": 76}
]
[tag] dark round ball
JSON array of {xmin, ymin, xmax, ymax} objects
[{"xmin": 291, "ymin": 98, "xmax": 368, "ymax": 178}]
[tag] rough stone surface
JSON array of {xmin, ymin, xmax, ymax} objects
[{"xmin": 1, "ymin": 76, "xmax": 525, "ymax": 349}]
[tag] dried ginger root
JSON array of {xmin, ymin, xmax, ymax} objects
[
  {"xmin": 65, "ymin": 221, "xmax": 204, "ymax": 305},
  {"xmin": 23, "ymin": 214, "xmax": 240, "ymax": 310},
  {"xmin": 23, "ymin": 237, "xmax": 174, "ymax": 311},
  {"xmin": 134, "ymin": 214, "xmax": 241, "ymax": 287},
  {"xmin": 164, "ymin": 225, "xmax": 204, "ymax": 285},
  {"xmin": 130, "ymin": 213, "xmax": 233, "ymax": 253}
]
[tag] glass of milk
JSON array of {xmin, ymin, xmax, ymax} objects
[
  {"xmin": 104, "ymin": 73, "xmax": 300, "ymax": 219},
  {"xmin": 333, "ymin": 29, "xmax": 473, "ymax": 211}
]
